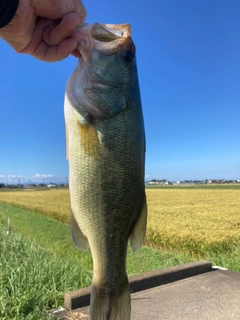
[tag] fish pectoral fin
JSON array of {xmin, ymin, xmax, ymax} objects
[
  {"xmin": 65, "ymin": 124, "xmax": 69, "ymax": 160},
  {"xmin": 77, "ymin": 121, "xmax": 100, "ymax": 158},
  {"xmin": 70, "ymin": 211, "xmax": 89, "ymax": 251},
  {"xmin": 130, "ymin": 195, "xmax": 148, "ymax": 254}
]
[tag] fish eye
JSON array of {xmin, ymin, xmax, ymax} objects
[{"xmin": 122, "ymin": 50, "xmax": 134, "ymax": 62}]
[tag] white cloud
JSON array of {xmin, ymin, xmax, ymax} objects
[
  {"xmin": 33, "ymin": 174, "xmax": 54, "ymax": 179},
  {"xmin": 8, "ymin": 174, "xmax": 17, "ymax": 178}
]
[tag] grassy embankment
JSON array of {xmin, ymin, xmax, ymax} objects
[
  {"xmin": 0, "ymin": 223, "xmax": 89, "ymax": 320},
  {"xmin": 0, "ymin": 191, "xmax": 194, "ymax": 320}
]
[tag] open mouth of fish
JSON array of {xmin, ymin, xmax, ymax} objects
[{"xmin": 76, "ymin": 23, "xmax": 132, "ymax": 60}]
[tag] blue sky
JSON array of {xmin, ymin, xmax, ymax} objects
[{"xmin": 0, "ymin": 0, "xmax": 239, "ymax": 184}]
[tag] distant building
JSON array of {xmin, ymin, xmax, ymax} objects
[{"xmin": 47, "ymin": 183, "xmax": 57, "ymax": 188}]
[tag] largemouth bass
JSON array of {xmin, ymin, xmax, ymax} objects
[{"xmin": 64, "ymin": 23, "xmax": 147, "ymax": 320}]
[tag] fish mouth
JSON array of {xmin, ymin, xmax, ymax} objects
[
  {"xmin": 91, "ymin": 23, "xmax": 131, "ymax": 42},
  {"xmin": 76, "ymin": 23, "xmax": 131, "ymax": 60}
]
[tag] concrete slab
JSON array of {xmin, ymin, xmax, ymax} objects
[
  {"xmin": 53, "ymin": 261, "xmax": 240, "ymax": 319},
  {"xmin": 64, "ymin": 260, "xmax": 212, "ymax": 311},
  {"xmin": 129, "ymin": 269, "xmax": 240, "ymax": 320}
]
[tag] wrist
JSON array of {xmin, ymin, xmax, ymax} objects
[
  {"xmin": 0, "ymin": 0, "xmax": 35, "ymax": 52},
  {"xmin": 0, "ymin": 0, "xmax": 19, "ymax": 28}
]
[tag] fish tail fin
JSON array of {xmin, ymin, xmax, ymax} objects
[{"xmin": 90, "ymin": 276, "xmax": 130, "ymax": 320}]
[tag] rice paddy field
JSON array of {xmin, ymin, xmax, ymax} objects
[{"xmin": 0, "ymin": 185, "xmax": 239, "ymax": 257}]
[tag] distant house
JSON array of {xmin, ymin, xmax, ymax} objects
[
  {"xmin": 47, "ymin": 183, "xmax": 57, "ymax": 188},
  {"xmin": 148, "ymin": 181, "xmax": 160, "ymax": 185},
  {"xmin": 25, "ymin": 184, "xmax": 36, "ymax": 189}
]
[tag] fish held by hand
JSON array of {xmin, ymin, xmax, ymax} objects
[{"xmin": 64, "ymin": 23, "xmax": 147, "ymax": 320}]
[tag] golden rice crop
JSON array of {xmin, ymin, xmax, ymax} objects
[
  {"xmin": 145, "ymin": 188, "xmax": 240, "ymax": 256},
  {"xmin": 0, "ymin": 189, "xmax": 71, "ymax": 223},
  {"xmin": 0, "ymin": 187, "xmax": 239, "ymax": 256}
]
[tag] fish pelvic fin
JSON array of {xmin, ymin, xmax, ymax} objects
[
  {"xmin": 130, "ymin": 194, "xmax": 148, "ymax": 253},
  {"xmin": 70, "ymin": 211, "xmax": 89, "ymax": 251},
  {"xmin": 77, "ymin": 120, "xmax": 100, "ymax": 158},
  {"xmin": 90, "ymin": 276, "xmax": 131, "ymax": 320}
]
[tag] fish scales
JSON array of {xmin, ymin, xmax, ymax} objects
[{"xmin": 64, "ymin": 23, "xmax": 147, "ymax": 320}]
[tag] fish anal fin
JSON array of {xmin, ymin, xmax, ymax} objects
[
  {"xmin": 70, "ymin": 211, "xmax": 89, "ymax": 251},
  {"xmin": 90, "ymin": 276, "xmax": 130, "ymax": 320},
  {"xmin": 77, "ymin": 121, "xmax": 100, "ymax": 158},
  {"xmin": 130, "ymin": 195, "xmax": 148, "ymax": 254}
]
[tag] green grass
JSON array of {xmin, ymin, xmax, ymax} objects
[
  {"xmin": 0, "ymin": 204, "xmax": 194, "ymax": 275},
  {"xmin": 0, "ymin": 204, "xmax": 194, "ymax": 319},
  {"xmin": 0, "ymin": 203, "xmax": 93, "ymax": 271},
  {"xmin": 0, "ymin": 224, "xmax": 90, "ymax": 320}
]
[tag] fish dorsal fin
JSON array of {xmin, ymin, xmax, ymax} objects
[
  {"xmin": 130, "ymin": 195, "xmax": 148, "ymax": 253},
  {"xmin": 65, "ymin": 125, "xmax": 69, "ymax": 160},
  {"xmin": 70, "ymin": 211, "xmax": 89, "ymax": 251}
]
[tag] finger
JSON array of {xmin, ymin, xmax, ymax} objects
[
  {"xmin": 43, "ymin": 13, "xmax": 80, "ymax": 46},
  {"xmin": 20, "ymin": 16, "xmax": 81, "ymax": 61},
  {"xmin": 71, "ymin": 0, "xmax": 87, "ymax": 23},
  {"xmin": 71, "ymin": 49, "xmax": 82, "ymax": 58},
  {"xmin": 31, "ymin": 38, "xmax": 79, "ymax": 62},
  {"xmin": 20, "ymin": 17, "xmax": 54, "ymax": 55},
  {"xmin": 74, "ymin": 1, "xmax": 87, "ymax": 23},
  {"xmin": 69, "ymin": 26, "xmax": 84, "ymax": 44},
  {"xmin": 32, "ymin": 0, "xmax": 87, "ymax": 22}
]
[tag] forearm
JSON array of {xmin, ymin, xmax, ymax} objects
[{"xmin": 0, "ymin": 0, "xmax": 19, "ymax": 28}]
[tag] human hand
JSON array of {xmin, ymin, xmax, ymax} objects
[{"xmin": 0, "ymin": 0, "xmax": 86, "ymax": 62}]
